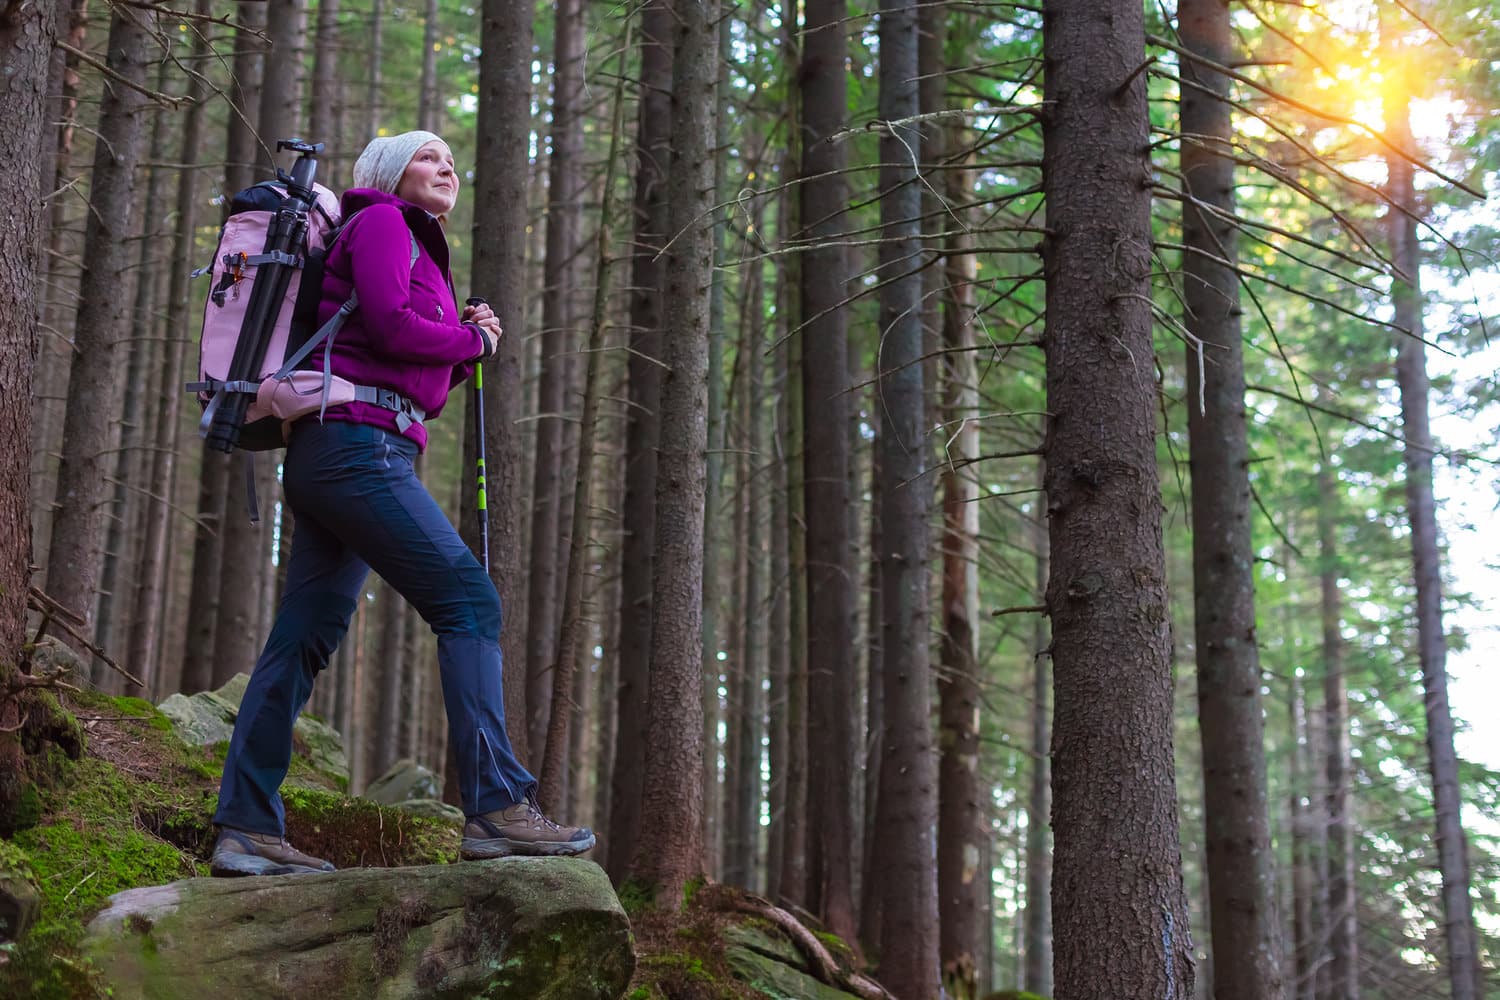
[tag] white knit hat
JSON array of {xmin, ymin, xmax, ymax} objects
[{"xmin": 351, "ymin": 130, "xmax": 449, "ymax": 195}]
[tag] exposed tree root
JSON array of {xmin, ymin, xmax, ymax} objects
[{"xmin": 718, "ymin": 892, "xmax": 896, "ymax": 1000}]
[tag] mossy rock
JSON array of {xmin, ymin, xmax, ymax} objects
[
  {"xmin": 364, "ymin": 758, "xmax": 442, "ymax": 805},
  {"xmin": 85, "ymin": 858, "xmax": 635, "ymax": 999},
  {"xmin": 0, "ymin": 690, "xmax": 459, "ymax": 998},
  {"xmin": 158, "ymin": 674, "xmax": 349, "ymax": 790},
  {"xmin": 722, "ymin": 944, "xmax": 862, "ymax": 1000},
  {"xmin": 0, "ymin": 838, "xmax": 41, "ymax": 942}
]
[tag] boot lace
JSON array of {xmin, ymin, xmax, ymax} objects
[{"xmin": 525, "ymin": 791, "xmax": 564, "ymax": 832}]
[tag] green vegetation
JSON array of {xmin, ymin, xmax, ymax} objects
[{"xmin": 0, "ymin": 689, "xmax": 457, "ymax": 999}]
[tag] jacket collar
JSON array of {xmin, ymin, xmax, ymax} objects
[{"xmin": 340, "ymin": 187, "xmax": 450, "ymax": 275}]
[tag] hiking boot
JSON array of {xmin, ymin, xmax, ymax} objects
[
  {"xmin": 210, "ymin": 827, "xmax": 337, "ymax": 877},
  {"xmin": 460, "ymin": 794, "xmax": 596, "ymax": 860}
]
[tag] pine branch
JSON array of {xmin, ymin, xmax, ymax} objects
[{"xmin": 1148, "ymin": 31, "xmax": 1484, "ymax": 198}]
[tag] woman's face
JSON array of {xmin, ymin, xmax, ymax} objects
[{"xmin": 395, "ymin": 141, "xmax": 458, "ymax": 217}]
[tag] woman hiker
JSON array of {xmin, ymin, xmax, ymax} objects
[{"xmin": 209, "ymin": 130, "xmax": 594, "ymax": 876}]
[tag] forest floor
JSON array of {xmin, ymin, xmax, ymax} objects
[{"xmin": 0, "ymin": 686, "xmax": 881, "ymax": 1000}]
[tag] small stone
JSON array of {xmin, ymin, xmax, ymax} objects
[{"xmin": 364, "ymin": 760, "xmax": 442, "ymax": 805}]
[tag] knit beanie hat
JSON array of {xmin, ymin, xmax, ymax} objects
[{"xmin": 351, "ymin": 130, "xmax": 449, "ymax": 195}]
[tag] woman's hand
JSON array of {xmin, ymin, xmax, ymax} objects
[{"xmin": 463, "ymin": 300, "xmax": 503, "ymax": 359}]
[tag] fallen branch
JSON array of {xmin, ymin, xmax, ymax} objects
[{"xmin": 27, "ymin": 587, "xmax": 144, "ymax": 690}]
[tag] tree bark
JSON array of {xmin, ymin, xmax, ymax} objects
[
  {"xmin": 871, "ymin": 0, "xmax": 938, "ymax": 994},
  {"xmin": 42, "ymin": 0, "xmax": 156, "ymax": 668},
  {"xmin": 212, "ymin": 0, "xmax": 294, "ymax": 687},
  {"xmin": 258, "ymin": 0, "xmax": 305, "ymax": 168},
  {"xmin": 797, "ymin": 0, "xmax": 858, "ymax": 944},
  {"xmin": 1, "ymin": 0, "xmax": 59, "ymax": 661},
  {"xmin": 526, "ymin": 0, "xmax": 587, "ymax": 758},
  {"xmin": 629, "ymin": 0, "xmax": 717, "ymax": 904},
  {"xmin": 417, "ymin": 0, "xmax": 440, "ymax": 132},
  {"xmin": 1024, "ymin": 458, "xmax": 1053, "ymax": 997},
  {"xmin": 127, "ymin": 0, "xmax": 209, "ymax": 697},
  {"xmin": 935, "ymin": 80, "xmax": 985, "ymax": 1000},
  {"xmin": 765, "ymin": 143, "xmax": 795, "ymax": 901},
  {"xmin": 1287, "ymin": 654, "xmax": 1316, "ymax": 1000},
  {"xmin": 471, "ymin": 0, "xmax": 535, "ymax": 766},
  {"xmin": 308, "ymin": 0, "xmax": 341, "ymax": 145},
  {"xmin": 365, "ymin": 0, "xmax": 383, "ymax": 140},
  {"xmin": 700, "ymin": 8, "xmax": 734, "ymax": 879},
  {"xmin": 1179, "ymin": 1, "xmax": 1285, "ymax": 995},
  {"xmin": 1041, "ymin": 1, "xmax": 1194, "ymax": 996},
  {"xmin": 1313, "ymin": 461, "xmax": 1358, "ymax": 1000},
  {"xmin": 1388, "ymin": 99, "xmax": 1482, "ymax": 1000},
  {"xmin": 537, "ymin": 43, "xmax": 630, "ymax": 811},
  {"xmin": 29, "ymin": 0, "xmax": 87, "ymax": 551},
  {"xmin": 606, "ymin": 0, "xmax": 671, "ymax": 884},
  {"xmin": 372, "ymin": 580, "xmax": 408, "ymax": 778},
  {"xmin": 97, "ymin": 56, "xmax": 176, "ymax": 680},
  {"xmin": 225, "ymin": 0, "xmax": 266, "ymax": 195}
]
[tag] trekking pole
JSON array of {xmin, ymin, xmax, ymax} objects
[{"xmin": 466, "ymin": 296, "xmax": 491, "ymax": 575}]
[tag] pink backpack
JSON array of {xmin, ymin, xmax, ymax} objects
[{"xmin": 189, "ymin": 168, "xmax": 421, "ymax": 452}]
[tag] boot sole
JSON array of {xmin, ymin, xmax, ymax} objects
[
  {"xmin": 210, "ymin": 853, "xmax": 331, "ymax": 878},
  {"xmin": 459, "ymin": 832, "xmax": 597, "ymax": 860}
]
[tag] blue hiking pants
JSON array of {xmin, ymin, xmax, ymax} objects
[{"xmin": 213, "ymin": 419, "xmax": 535, "ymax": 836}]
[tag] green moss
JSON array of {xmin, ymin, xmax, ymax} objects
[
  {"xmin": 640, "ymin": 953, "xmax": 712, "ymax": 981},
  {"xmin": 0, "ymin": 703, "xmax": 217, "ymax": 1000},
  {"xmin": 280, "ymin": 785, "xmax": 458, "ymax": 868},
  {"xmin": 10, "ymin": 783, "xmax": 43, "ymax": 833},
  {"xmin": 616, "ymin": 878, "xmax": 655, "ymax": 918}
]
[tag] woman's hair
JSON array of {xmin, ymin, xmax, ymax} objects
[{"xmin": 352, "ymin": 131, "xmax": 449, "ymax": 194}]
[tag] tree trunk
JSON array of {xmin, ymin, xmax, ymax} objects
[
  {"xmin": 1179, "ymin": 1, "xmax": 1285, "ymax": 995},
  {"xmin": 1388, "ymin": 99, "xmax": 1482, "ymax": 1000},
  {"xmin": 1313, "ymin": 461, "xmax": 1358, "ymax": 1000},
  {"xmin": 225, "ymin": 0, "xmax": 266, "ymax": 194},
  {"xmin": 372, "ymin": 580, "xmax": 408, "ymax": 778},
  {"xmin": 537, "ymin": 43, "xmax": 630, "ymax": 810},
  {"xmin": 308, "ymin": 0, "xmax": 341, "ymax": 145},
  {"xmin": 471, "ymin": 0, "xmax": 535, "ymax": 766},
  {"xmin": 128, "ymin": 0, "xmax": 209, "ymax": 696},
  {"xmin": 935, "ymin": 87, "xmax": 984, "ymax": 1000},
  {"xmin": 1042, "ymin": 1, "xmax": 1194, "ymax": 996},
  {"xmin": 365, "ymin": 0, "xmax": 383, "ymax": 140},
  {"xmin": 871, "ymin": 0, "xmax": 938, "ymax": 994},
  {"xmin": 699, "ymin": 9, "xmax": 734, "ymax": 879},
  {"xmin": 1024, "ymin": 458, "xmax": 1053, "ymax": 997},
  {"xmin": 0, "ymin": 0, "xmax": 58, "ymax": 825},
  {"xmin": 765, "ymin": 145, "xmax": 795, "ymax": 901},
  {"xmin": 97, "ymin": 56, "xmax": 176, "ymax": 680},
  {"xmin": 417, "ymin": 0, "xmax": 440, "ymax": 131},
  {"xmin": 629, "ymin": 0, "xmax": 716, "ymax": 904},
  {"xmin": 258, "ymin": 0, "xmax": 305, "ymax": 167},
  {"xmin": 1287, "ymin": 662, "xmax": 1316, "ymax": 1000},
  {"xmin": 858, "ymin": 416, "xmax": 883, "ymax": 950},
  {"xmin": 775, "ymin": 48, "xmax": 809, "ymax": 902},
  {"xmin": 42, "ymin": 0, "xmax": 156, "ymax": 670},
  {"xmin": 213, "ymin": 0, "xmax": 293, "ymax": 687},
  {"xmin": 732, "ymin": 229, "xmax": 767, "ymax": 892},
  {"xmin": 797, "ymin": 0, "xmax": 858, "ymax": 945},
  {"xmin": 29, "ymin": 0, "xmax": 87, "ymax": 550},
  {"xmin": 526, "ymin": 0, "xmax": 588, "ymax": 758},
  {"xmin": 1, "ymin": 0, "xmax": 59, "ymax": 649},
  {"xmin": 606, "ymin": 0, "xmax": 671, "ymax": 884}
]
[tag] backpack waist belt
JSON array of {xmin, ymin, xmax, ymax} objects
[{"xmin": 186, "ymin": 377, "xmax": 426, "ymax": 433}]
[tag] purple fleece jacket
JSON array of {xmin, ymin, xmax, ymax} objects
[{"xmin": 313, "ymin": 188, "xmax": 485, "ymax": 450}]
